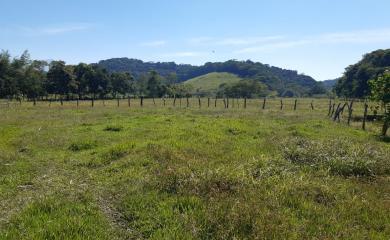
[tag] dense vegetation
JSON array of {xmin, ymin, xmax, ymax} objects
[
  {"xmin": 0, "ymin": 99, "xmax": 389, "ymax": 239},
  {"xmin": 0, "ymin": 50, "xmax": 327, "ymax": 100},
  {"xmin": 335, "ymin": 49, "xmax": 390, "ymax": 98},
  {"xmin": 98, "ymin": 58, "xmax": 327, "ymax": 97},
  {"xmin": 0, "ymin": 51, "xmax": 183, "ymax": 100}
]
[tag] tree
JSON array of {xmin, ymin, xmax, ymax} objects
[
  {"xmin": 369, "ymin": 72, "xmax": 390, "ymax": 136},
  {"xmin": 83, "ymin": 66, "xmax": 110, "ymax": 99},
  {"xmin": 47, "ymin": 61, "xmax": 77, "ymax": 99},
  {"xmin": 146, "ymin": 70, "xmax": 165, "ymax": 97},
  {"xmin": 74, "ymin": 63, "xmax": 92, "ymax": 98},
  {"xmin": 0, "ymin": 50, "xmax": 17, "ymax": 98},
  {"xmin": 110, "ymin": 72, "xmax": 135, "ymax": 97},
  {"xmin": 21, "ymin": 60, "xmax": 47, "ymax": 99}
]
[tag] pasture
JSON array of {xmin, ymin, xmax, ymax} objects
[{"xmin": 0, "ymin": 98, "xmax": 389, "ymax": 239}]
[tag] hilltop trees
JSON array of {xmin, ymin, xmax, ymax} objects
[{"xmin": 335, "ymin": 49, "xmax": 390, "ymax": 98}]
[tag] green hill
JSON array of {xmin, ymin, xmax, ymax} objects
[{"xmin": 183, "ymin": 72, "xmax": 242, "ymax": 95}]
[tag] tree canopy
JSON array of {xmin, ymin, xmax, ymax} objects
[{"xmin": 335, "ymin": 49, "xmax": 390, "ymax": 98}]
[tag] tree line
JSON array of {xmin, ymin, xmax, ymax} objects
[{"xmin": 0, "ymin": 50, "xmax": 195, "ymax": 101}]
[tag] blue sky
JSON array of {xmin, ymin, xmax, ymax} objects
[{"xmin": 1, "ymin": 0, "xmax": 389, "ymax": 80}]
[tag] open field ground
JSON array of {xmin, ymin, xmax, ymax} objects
[{"xmin": 0, "ymin": 98, "xmax": 389, "ymax": 239}]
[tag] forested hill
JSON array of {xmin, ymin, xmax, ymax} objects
[
  {"xmin": 98, "ymin": 58, "xmax": 325, "ymax": 96},
  {"xmin": 335, "ymin": 49, "xmax": 390, "ymax": 98}
]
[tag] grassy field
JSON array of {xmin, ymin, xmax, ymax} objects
[
  {"xmin": 0, "ymin": 98, "xmax": 389, "ymax": 239},
  {"xmin": 183, "ymin": 72, "xmax": 242, "ymax": 95}
]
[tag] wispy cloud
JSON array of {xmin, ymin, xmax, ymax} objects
[
  {"xmin": 235, "ymin": 40, "xmax": 310, "ymax": 54},
  {"xmin": 139, "ymin": 40, "xmax": 167, "ymax": 47},
  {"xmin": 162, "ymin": 51, "xmax": 207, "ymax": 57},
  {"xmin": 19, "ymin": 23, "xmax": 93, "ymax": 36},
  {"xmin": 216, "ymin": 36, "xmax": 285, "ymax": 46},
  {"xmin": 188, "ymin": 35, "xmax": 284, "ymax": 46},
  {"xmin": 188, "ymin": 37, "xmax": 214, "ymax": 45},
  {"xmin": 234, "ymin": 28, "xmax": 390, "ymax": 54}
]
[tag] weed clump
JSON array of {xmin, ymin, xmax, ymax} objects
[
  {"xmin": 68, "ymin": 141, "xmax": 97, "ymax": 152},
  {"xmin": 282, "ymin": 137, "xmax": 389, "ymax": 177},
  {"xmin": 104, "ymin": 125, "xmax": 123, "ymax": 132}
]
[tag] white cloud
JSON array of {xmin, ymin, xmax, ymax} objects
[
  {"xmin": 188, "ymin": 37, "xmax": 214, "ymax": 45},
  {"xmin": 188, "ymin": 35, "xmax": 284, "ymax": 46},
  {"xmin": 139, "ymin": 40, "xmax": 167, "ymax": 47},
  {"xmin": 235, "ymin": 40, "xmax": 310, "ymax": 53},
  {"xmin": 234, "ymin": 28, "xmax": 390, "ymax": 54},
  {"xmin": 162, "ymin": 51, "xmax": 207, "ymax": 57},
  {"xmin": 216, "ymin": 36, "xmax": 285, "ymax": 46},
  {"xmin": 20, "ymin": 23, "xmax": 92, "ymax": 36}
]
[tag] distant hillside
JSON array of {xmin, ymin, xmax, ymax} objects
[
  {"xmin": 322, "ymin": 79, "xmax": 338, "ymax": 90},
  {"xmin": 183, "ymin": 72, "xmax": 242, "ymax": 95},
  {"xmin": 98, "ymin": 58, "xmax": 325, "ymax": 97},
  {"xmin": 335, "ymin": 49, "xmax": 390, "ymax": 98}
]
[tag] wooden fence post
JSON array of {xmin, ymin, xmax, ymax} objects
[
  {"xmin": 198, "ymin": 97, "xmax": 201, "ymax": 108},
  {"xmin": 311, "ymin": 101, "xmax": 314, "ymax": 110},
  {"xmin": 330, "ymin": 103, "xmax": 335, "ymax": 117},
  {"xmin": 244, "ymin": 98, "xmax": 247, "ymax": 109},
  {"xmin": 173, "ymin": 96, "xmax": 177, "ymax": 107},
  {"xmin": 179, "ymin": 98, "xmax": 182, "ymax": 107},
  {"xmin": 347, "ymin": 100, "xmax": 354, "ymax": 125},
  {"xmin": 60, "ymin": 98, "xmax": 63, "ymax": 106},
  {"xmin": 280, "ymin": 99, "xmax": 283, "ymax": 110},
  {"xmin": 362, "ymin": 103, "xmax": 368, "ymax": 130},
  {"xmin": 208, "ymin": 98, "xmax": 210, "ymax": 108},
  {"xmin": 293, "ymin": 99, "xmax": 297, "ymax": 111},
  {"xmin": 117, "ymin": 98, "xmax": 120, "ymax": 107},
  {"xmin": 140, "ymin": 96, "xmax": 144, "ymax": 107},
  {"xmin": 91, "ymin": 98, "xmax": 94, "ymax": 107},
  {"xmin": 77, "ymin": 98, "xmax": 79, "ymax": 107},
  {"xmin": 215, "ymin": 97, "xmax": 217, "ymax": 108},
  {"xmin": 333, "ymin": 103, "xmax": 341, "ymax": 121},
  {"xmin": 262, "ymin": 98, "xmax": 266, "ymax": 109},
  {"xmin": 186, "ymin": 97, "xmax": 189, "ymax": 107},
  {"xmin": 226, "ymin": 98, "xmax": 229, "ymax": 108},
  {"xmin": 128, "ymin": 97, "xmax": 131, "ymax": 107}
]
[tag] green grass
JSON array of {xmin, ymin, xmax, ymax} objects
[
  {"xmin": 183, "ymin": 72, "xmax": 242, "ymax": 95},
  {"xmin": 0, "ymin": 98, "xmax": 389, "ymax": 239}
]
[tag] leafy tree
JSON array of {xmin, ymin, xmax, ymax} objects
[
  {"xmin": 47, "ymin": 61, "xmax": 77, "ymax": 99},
  {"xmin": 21, "ymin": 60, "xmax": 47, "ymax": 99},
  {"xmin": 110, "ymin": 72, "xmax": 135, "ymax": 97},
  {"xmin": 369, "ymin": 72, "xmax": 390, "ymax": 136},
  {"xmin": 0, "ymin": 50, "xmax": 16, "ymax": 98},
  {"xmin": 146, "ymin": 71, "xmax": 165, "ymax": 97}
]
